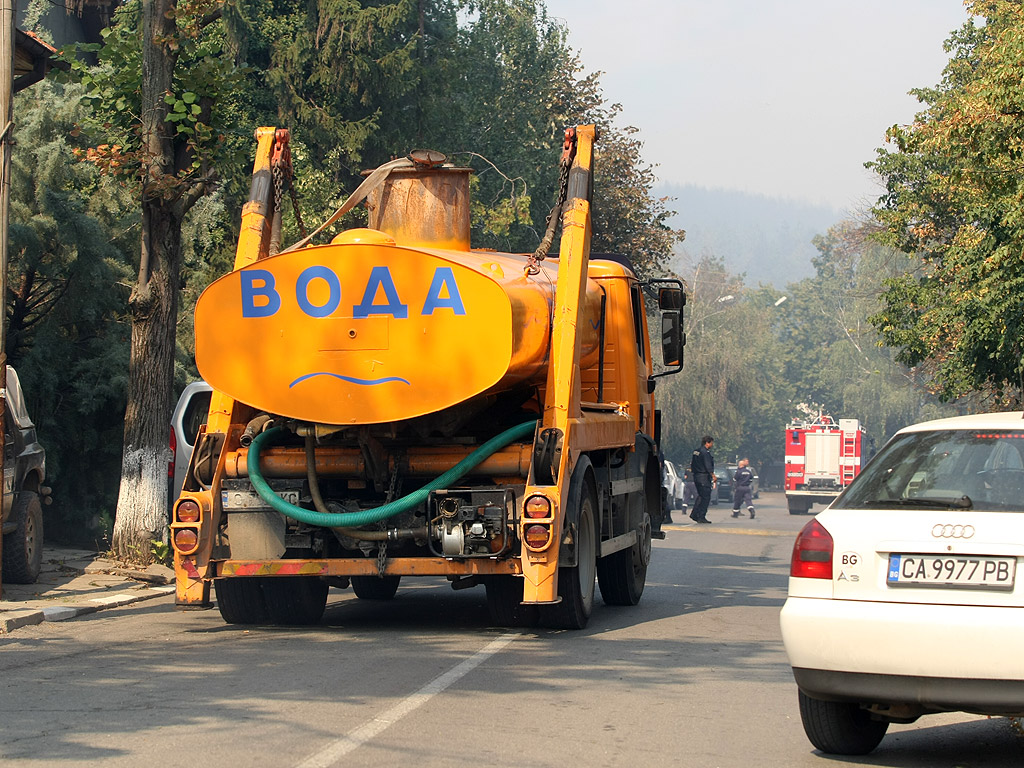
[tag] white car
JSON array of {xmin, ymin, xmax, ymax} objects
[
  {"xmin": 169, "ymin": 380, "xmax": 212, "ymax": 505},
  {"xmin": 662, "ymin": 460, "xmax": 684, "ymax": 510},
  {"xmin": 780, "ymin": 411, "xmax": 1024, "ymax": 756}
]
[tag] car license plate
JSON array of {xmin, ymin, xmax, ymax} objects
[{"xmin": 887, "ymin": 554, "xmax": 1016, "ymax": 589}]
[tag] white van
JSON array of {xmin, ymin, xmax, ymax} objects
[{"xmin": 169, "ymin": 380, "xmax": 212, "ymax": 505}]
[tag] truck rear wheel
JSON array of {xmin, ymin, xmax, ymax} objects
[
  {"xmin": 598, "ymin": 508, "xmax": 651, "ymax": 606},
  {"xmin": 544, "ymin": 483, "xmax": 597, "ymax": 630},
  {"xmin": 484, "ymin": 576, "xmax": 538, "ymax": 627},
  {"xmin": 351, "ymin": 575, "xmax": 401, "ymax": 600},
  {"xmin": 2, "ymin": 491, "xmax": 43, "ymax": 584},
  {"xmin": 262, "ymin": 576, "xmax": 329, "ymax": 624},
  {"xmin": 788, "ymin": 499, "xmax": 809, "ymax": 515},
  {"xmin": 214, "ymin": 577, "xmax": 269, "ymax": 625}
]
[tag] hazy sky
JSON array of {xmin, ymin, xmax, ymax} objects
[{"xmin": 543, "ymin": 0, "xmax": 971, "ymax": 211}]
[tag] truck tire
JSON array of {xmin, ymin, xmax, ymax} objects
[
  {"xmin": 2, "ymin": 491, "xmax": 43, "ymax": 584},
  {"xmin": 598, "ymin": 511, "xmax": 651, "ymax": 606},
  {"xmin": 544, "ymin": 481, "xmax": 597, "ymax": 630},
  {"xmin": 598, "ymin": 472, "xmax": 653, "ymax": 606},
  {"xmin": 262, "ymin": 576, "xmax": 329, "ymax": 625},
  {"xmin": 351, "ymin": 575, "xmax": 401, "ymax": 600},
  {"xmin": 788, "ymin": 499, "xmax": 809, "ymax": 515},
  {"xmin": 798, "ymin": 690, "xmax": 888, "ymax": 755},
  {"xmin": 484, "ymin": 576, "xmax": 538, "ymax": 627},
  {"xmin": 214, "ymin": 577, "xmax": 269, "ymax": 625}
]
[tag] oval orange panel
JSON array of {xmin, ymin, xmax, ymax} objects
[{"xmin": 195, "ymin": 243, "xmax": 513, "ymax": 424}]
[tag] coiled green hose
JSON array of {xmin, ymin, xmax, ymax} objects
[{"xmin": 246, "ymin": 420, "xmax": 538, "ymax": 527}]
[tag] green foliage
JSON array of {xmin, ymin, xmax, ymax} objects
[
  {"xmin": 658, "ymin": 222, "xmax": 960, "ymax": 477},
  {"xmin": 867, "ymin": 1, "xmax": 1024, "ymax": 403},
  {"xmin": 57, "ymin": 0, "xmax": 245, "ymax": 200},
  {"xmin": 150, "ymin": 539, "xmax": 172, "ymax": 565},
  {"xmin": 7, "ymin": 81, "xmax": 135, "ymax": 542}
]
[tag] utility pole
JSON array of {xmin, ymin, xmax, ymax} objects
[{"xmin": 0, "ymin": 0, "xmax": 15, "ymax": 599}]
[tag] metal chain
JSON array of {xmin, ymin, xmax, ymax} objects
[
  {"xmin": 526, "ymin": 127, "xmax": 577, "ymax": 275},
  {"xmin": 385, "ymin": 460, "xmax": 400, "ymax": 504},
  {"xmin": 271, "ymin": 163, "xmax": 283, "ymax": 214},
  {"xmin": 375, "ymin": 461, "xmax": 400, "ymax": 577},
  {"xmin": 288, "ymin": 183, "xmax": 309, "ymax": 239}
]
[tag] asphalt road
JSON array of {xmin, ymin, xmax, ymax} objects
[{"xmin": 1, "ymin": 492, "xmax": 1020, "ymax": 766}]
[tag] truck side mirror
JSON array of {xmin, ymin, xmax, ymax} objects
[
  {"xmin": 645, "ymin": 278, "xmax": 685, "ymax": 378},
  {"xmin": 661, "ymin": 311, "xmax": 684, "ymax": 368},
  {"xmin": 658, "ymin": 287, "xmax": 684, "ymax": 311}
]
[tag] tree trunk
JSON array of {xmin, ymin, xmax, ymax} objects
[
  {"xmin": 111, "ymin": 0, "xmax": 181, "ymax": 563},
  {"xmin": 111, "ymin": 203, "xmax": 182, "ymax": 562}
]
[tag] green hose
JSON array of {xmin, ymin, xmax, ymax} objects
[{"xmin": 246, "ymin": 420, "xmax": 538, "ymax": 527}]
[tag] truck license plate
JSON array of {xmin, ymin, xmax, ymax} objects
[
  {"xmin": 887, "ymin": 554, "xmax": 1016, "ymax": 589},
  {"xmin": 222, "ymin": 488, "xmax": 300, "ymax": 510}
]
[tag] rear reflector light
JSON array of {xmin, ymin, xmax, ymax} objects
[
  {"xmin": 176, "ymin": 499, "xmax": 201, "ymax": 523},
  {"xmin": 525, "ymin": 495, "xmax": 551, "ymax": 519},
  {"xmin": 173, "ymin": 528, "xmax": 199, "ymax": 553},
  {"xmin": 169, "ymin": 427, "xmax": 177, "ymax": 479},
  {"xmin": 524, "ymin": 523, "xmax": 551, "ymax": 548},
  {"xmin": 790, "ymin": 519, "xmax": 833, "ymax": 579}
]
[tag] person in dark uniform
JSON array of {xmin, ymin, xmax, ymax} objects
[
  {"xmin": 731, "ymin": 458, "xmax": 756, "ymax": 519},
  {"xmin": 689, "ymin": 435, "xmax": 716, "ymax": 524}
]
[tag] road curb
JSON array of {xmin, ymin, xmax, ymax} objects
[
  {"xmin": 0, "ymin": 585, "xmax": 175, "ymax": 634},
  {"xmin": 0, "ymin": 608, "xmax": 45, "ymax": 633}
]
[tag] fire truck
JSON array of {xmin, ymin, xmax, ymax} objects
[{"xmin": 784, "ymin": 415, "xmax": 865, "ymax": 515}]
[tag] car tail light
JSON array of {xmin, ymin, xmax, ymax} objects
[
  {"xmin": 173, "ymin": 528, "xmax": 199, "ymax": 554},
  {"xmin": 790, "ymin": 519, "xmax": 833, "ymax": 579},
  {"xmin": 176, "ymin": 499, "xmax": 201, "ymax": 523},
  {"xmin": 524, "ymin": 523, "xmax": 551, "ymax": 548},
  {"xmin": 169, "ymin": 427, "xmax": 177, "ymax": 479},
  {"xmin": 525, "ymin": 495, "xmax": 551, "ymax": 519}
]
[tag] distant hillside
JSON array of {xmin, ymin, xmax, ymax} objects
[{"xmin": 656, "ymin": 184, "xmax": 843, "ymax": 287}]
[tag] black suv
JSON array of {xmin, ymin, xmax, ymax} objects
[{"xmin": 2, "ymin": 366, "xmax": 49, "ymax": 583}]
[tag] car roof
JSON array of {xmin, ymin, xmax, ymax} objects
[{"xmin": 896, "ymin": 410, "xmax": 1024, "ymax": 434}]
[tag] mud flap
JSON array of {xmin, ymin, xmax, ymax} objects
[{"xmin": 558, "ymin": 455, "xmax": 594, "ymax": 568}]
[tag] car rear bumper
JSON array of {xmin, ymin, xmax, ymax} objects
[
  {"xmin": 791, "ymin": 667, "xmax": 1024, "ymax": 716},
  {"xmin": 781, "ymin": 596, "xmax": 1024, "ymax": 710}
]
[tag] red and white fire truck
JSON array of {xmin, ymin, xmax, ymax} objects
[{"xmin": 784, "ymin": 414, "xmax": 866, "ymax": 514}]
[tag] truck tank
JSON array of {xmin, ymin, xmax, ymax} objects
[{"xmin": 193, "ymin": 162, "xmax": 603, "ymax": 426}]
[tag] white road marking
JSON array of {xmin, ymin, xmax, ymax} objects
[{"xmin": 295, "ymin": 632, "xmax": 519, "ymax": 767}]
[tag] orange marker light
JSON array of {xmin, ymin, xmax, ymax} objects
[
  {"xmin": 525, "ymin": 495, "xmax": 551, "ymax": 519},
  {"xmin": 176, "ymin": 500, "xmax": 201, "ymax": 523},
  {"xmin": 524, "ymin": 524, "xmax": 551, "ymax": 549},
  {"xmin": 174, "ymin": 528, "xmax": 199, "ymax": 554}
]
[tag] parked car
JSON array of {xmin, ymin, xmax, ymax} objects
[
  {"xmin": 710, "ymin": 467, "xmax": 731, "ymax": 505},
  {"xmin": 780, "ymin": 411, "xmax": 1024, "ymax": 756},
  {"xmin": 662, "ymin": 460, "xmax": 684, "ymax": 510},
  {"xmin": 170, "ymin": 380, "xmax": 212, "ymax": 506},
  {"xmin": 725, "ymin": 463, "xmax": 760, "ymax": 499},
  {"xmin": 2, "ymin": 366, "xmax": 50, "ymax": 584}
]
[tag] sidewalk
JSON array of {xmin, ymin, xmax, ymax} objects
[{"xmin": 0, "ymin": 546, "xmax": 175, "ymax": 634}]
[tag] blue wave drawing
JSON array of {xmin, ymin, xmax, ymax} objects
[{"xmin": 289, "ymin": 372, "xmax": 411, "ymax": 388}]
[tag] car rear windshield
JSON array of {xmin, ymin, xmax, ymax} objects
[{"xmin": 834, "ymin": 429, "xmax": 1024, "ymax": 512}]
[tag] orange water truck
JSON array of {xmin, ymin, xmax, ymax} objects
[{"xmin": 171, "ymin": 124, "xmax": 685, "ymax": 628}]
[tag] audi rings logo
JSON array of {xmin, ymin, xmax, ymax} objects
[{"xmin": 931, "ymin": 524, "xmax": 975, "ymax": 539}]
